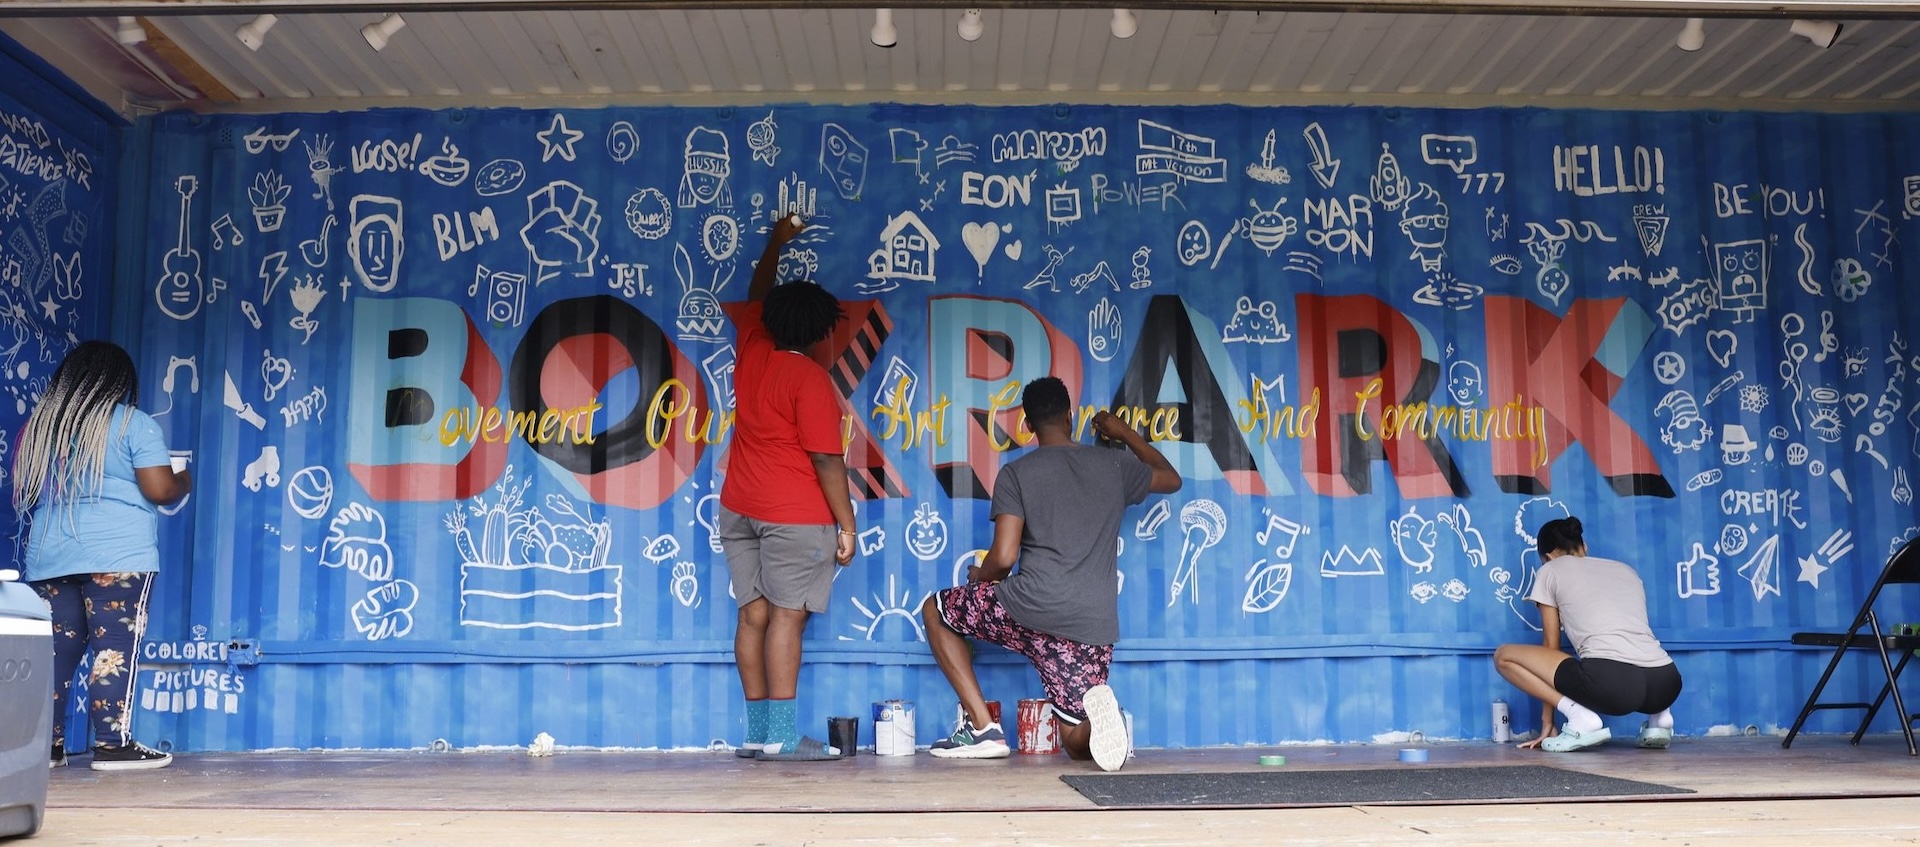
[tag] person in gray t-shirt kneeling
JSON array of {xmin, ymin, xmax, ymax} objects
[
  {"xmin": 1494, "ymin": 516, "xmax": 1683, "ymax": 753},
  {"xmin": 920, "ymin": 377, "xmax": 1182, "ymax": 771}
]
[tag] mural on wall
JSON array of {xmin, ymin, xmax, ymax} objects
[{"xmin": 131, "ymin": 103, "xmax": 1920, "ymax": 747}]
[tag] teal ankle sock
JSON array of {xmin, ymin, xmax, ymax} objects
[
  {"xmin": 764, "ymin": 698, "xmax": 800, "ymax": 751},
  {"xmin": 744, "ymin": 699, "xmax": 770, "ymax": 747}
]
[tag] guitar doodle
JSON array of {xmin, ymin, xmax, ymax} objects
[{"xmin": 156, "ymin": 176, "xmax": 203, "ymax": 321}]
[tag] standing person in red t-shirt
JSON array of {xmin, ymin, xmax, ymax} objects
[{"xmin": 719, "ymin": 216, "xmax": 859, "ymax": 762}]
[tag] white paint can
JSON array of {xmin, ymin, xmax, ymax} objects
[
  {"xmin": 873, "ymin": 699, "xmax": 916, "ymax": 756},
  {"xmin": 1492, "ymin": 699, "xmax": 1511, "ymax": 743}
]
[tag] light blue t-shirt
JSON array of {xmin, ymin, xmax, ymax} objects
[{"xmin": 25, "ymin": 405, "xmax": 172, "ymax": 580}]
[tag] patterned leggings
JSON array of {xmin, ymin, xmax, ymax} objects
[{"xmin": 32, "ymin": 573, "xmax": 153, "ymax": 750}]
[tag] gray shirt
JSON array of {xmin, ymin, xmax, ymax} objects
[
  {"xmin": 1528, "ymin": 555, "xmax": 1673, "ymax": 668},
  {"xmin": 991, "ymin": 444, "xmax": 1154, "ymax": 646}
]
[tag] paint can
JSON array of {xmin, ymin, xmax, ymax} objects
[
  {"xmin": 828, "ymin": 716, "xmax": 859, "ymax": 757},
  {"xmin": 1492, "ymin": 699, "xmax": 1511, "ymax": 743},
  {"xmin": 872, "ymin": 700, "xmax": 916, "ymax": 756},
  {"xmin": 1017, "ymin": 698, "xmax": 1059, "ymax": 755},
  {"xmin": 953, "ymin": 700, "xmax": 1003, "ymax": 731}
]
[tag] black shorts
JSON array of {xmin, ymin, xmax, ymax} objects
[{"xmin": 1555, "ymin": 658, "xmax": 1683, "ymax": 716}]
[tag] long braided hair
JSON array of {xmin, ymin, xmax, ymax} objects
[{"xmin": 13, "ymin": 341, "xmax": 141, "ymax": 514}]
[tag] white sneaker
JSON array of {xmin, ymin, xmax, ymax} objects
[{"xmin": 1083, "ymin": 685, "xmax": 1129, "ymax": 772}]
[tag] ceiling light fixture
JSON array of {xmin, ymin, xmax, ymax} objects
[
  {"xmin": 115, "ymin": 16, "xmax": 146, "ymax": 46},
  {"xmin": 1675, "ymin": 18, "xmax": 1705, "ymax": 52},
  {"xmin": 1111, "ymin": 9, "xmax": 1137, "ymax": 39},
  {"xmin": 957, "ymin": 9, "xmax": 984, "ymax": 42},
  {"xmin": 235, "ymin": 14, "xmax": 278, "ymax": 52},
  {"xmin": 1789, "ymin": 19, "xmax": 1842, "ymax": 48},
  {"xmin": 362, "ymin": 13, "xmax": 407, "ymax": 52},
  {"xmin": 871, "ymin": 9, "xmax": 897, "ymax": 48}
]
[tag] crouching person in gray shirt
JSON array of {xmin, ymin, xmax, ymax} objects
[{"xmin": 920, "ymin": 377, "xmax": 1182, "ymax": 771}]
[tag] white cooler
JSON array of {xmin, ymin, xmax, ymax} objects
[{"xmin": 0, "ymin": 569, "xmax": 51, "ymax": 838}]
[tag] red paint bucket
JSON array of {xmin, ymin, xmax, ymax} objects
[{"xmin": 1016, "ymin": 698, "xmax": 1059, "ymax": 754}]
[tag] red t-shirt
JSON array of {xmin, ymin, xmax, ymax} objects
[{"xmin": 719, "ymin": 301, "xmax": 844, "ymax": 525}]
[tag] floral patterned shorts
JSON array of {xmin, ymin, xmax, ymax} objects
[{"xmin": 934, "ymin": 581, "xmax": 1112, "ymax": 724}]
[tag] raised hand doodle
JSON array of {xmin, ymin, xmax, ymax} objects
[
  {"xmin": 521, "ymin": 181, "xmax": 602, "ymax": 284},
  {"xmin": 1088, "ymin": 297, "xmax": 1122, "ymax": 363}
]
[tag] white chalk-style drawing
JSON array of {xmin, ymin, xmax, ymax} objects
[
  {"xmin": 624, "ymin": 188, "xmax": 672, "ymax": 240},
  {"xmin": 1906, "ymin": 175, "xmax": 1920, "ymax": 219},
  {"xmin": 1420, "ymin": 134, "xmax": 1477, "ymax": 175},
  {"xmin": 1436, "ymin": 506, "xmax": 1486, "ymax": 568},
  {"xmin": 1632, "ymin": 203, "xmax": 1669, "ymax": 258},
  {"xmin": 872, "ymin": 354, "xmax": 916, "ymax": 411},
  {"xmin": 242, "ymin": 445, "xmax": 282, "ymax": 492},
  {"xmin": 536, "ymin": 113, "xmax": 584, "ymax": 163},
  {"xmin": 863, "ymin": 211, "xmax": 938, "ymax": 293},
  {"xmin": 1068, "ymin": 261, "xmax": 1118, "ymax": 294},
  {"xmin": 151, "ymin": 354, "xmax": 198, "ymax": 419},
  {"xmin": 1390, "ymin": 508, "xmax": 1438, "ymax": 573},
  {"xmin": 1370, "ymin": 143, "xmax": 1413, "ymax": 211},
  {"xmin": 1440, "ymin": 578, "xmax": 1471, "ymax": 602},
  {"xmin": 242, "ymin": 126, "xmax": 300, "ymax": 155},
  {"xmin": 1677, "ymin": 543, "xmax": 1722, "ymax": 598},
  {"xmin": 50, "ymin": 252, "xmax": 80, "ymax": 302},
  {"xmin": 472, "ymin": 265, "xmax": 529, "ymax": 328},
  {"xmin": 670, "ymin": 561, "xmax": 701, "ymax": 608},
  {"xmin": 1708, "ymin": 238, "xmax": 1769, "ymax": 323},
  {"xmin": 1813, "ymin": 312, "xmax": 1840, "ymax": 364},
  {"xmin": 1832, "ymin": 257, "xmax": 1872, "ymax": 302},
  {"xmin": 248, "ymin": 171, "xmax": 289, "ymax": 233},
  {"xmin": 689, "ymin": 492, "xmax": 723, "ymax": 554},
  {"xmin": 418, "ymin": 138, "xmax": 470, "ymax": 187},
  {"xmin": 933, "ymin": 135, "xmax": 978, "ymax": 168},
  {"xmin": 1239, "ymin": 199, "xmax": 1298, "ymax": 256},
  {"xmin": 905, "ymin": 503, "xmax": 950, "ymax": 562},
  {"xmin": 1718, "ymin": 524, "xmax": 1750, "ymax": 557},
  {"xmin": 1130, "ymin": 246, "xmax": 1153, "ymax": 289},
  {"xmin": 1897, "ymin": 468, "xmax": 1914, "ymax": 506},
  {"xmin": 473, "ymin": 159, "xmax": 526, "ymax": 198},
  {"xmin": 1658, "ymin": 276, "xmax": 1716, "ymax": 336},
  {"xmin": 447, "ymin": 468, "xmax": 623, "ymax": 631},
  {"xmin": 1806, "ymin": 386, "xmax": 1843, "ymax": 443},
  {"xmin": 1843, "ymin": 346, "xmax": 1870, "ymax": 379},
  {"xmin": 221, "ymin": 370, "xmax": 266, "ymax": 430},
  {"xmin": 1738, "ymin": 384, "xmax": 1770, "ymax": 414},
  {"xmin": 1720, "ymin": 424, "xmax": 1758, "ymax": 465},
  {"xmin": 259, "ymin": 348, "xmax": 294, "ymax": 402},
  {"xmin": 1686, "ymin": 468, "xmax": 1723, "ymax": 492},
  {"xmin": 1320, "ymin": 545, "xmax": 1385, "ymax": 578},
  {"xmin": 605, "ymin": 120, "xmax": 639, "ymax": 164},
  {"xmin": 1653, "ymin": 354, "xmax": 1684, "ymax": 389},
  {"xmin": 857, "ymin": 527, "xmax": 886, "ymax": 557},
  {"xmin": 1792, "ymin": 223, "xmax": 1822, "ymax": 296},
  {"xmin": 1221, "ymin": 297, "xmax": 1290, "ymax": 344},
  {"xmin": 1241, "ymin": 560, "xmax": 1294, "ymax": 613},
  {"xmin": 1412, "ymin": 581, "xmax": 1439, "ymax": 603},
  {"xmin": 1089, "ymin": 297, "xmax": 1123, "ymax": 364},
  {"xmin": 1412, "ymin": 272, "xmax": 1483, "ymax": 312},
  {"xmin": 1245, "ymin": 129, "xmax": 1290, "ymax": 185},
  {"xmin": 521, "ymin": 181, "xmax": 601, "ymax": 285},
  {"xmin": 1833, "ymin": 468, "xmax": 1854, "ymax": 502},
  {"xmin": 1169, "ymin": 499, "xmax": 1226, "ymax": 605},
  {"xmin": 961, "ymin": 221, "xmax": 1001, "ymax": 278},
  {"xmin": 1176, "ymin": 220, "xmax": 1212, "ymax": 267},
  {"xmin": 1785, "ymin": 442, "xmax": 1809, "ymax": 466},
  {"xmin": 287, "ymin": 274, "xmax": 325, "ymax": 344},
  {"xmin": 951, "ymin": 549, "xmax": 986, "ymax": 587},
  {"xmin": 679, "ymin": 127, "xmax": 733, "ymax": 210},
  {"xmin": 1607, "ymin": 263, "xmax": 1643, "ymax": 284},
  {"xmin": 156, "ymin": 176, "xmax": 203, "ymax": 321},
  {"xmin": 1045, "ymin": 182, "xmax": 1083, "ymax": 231},
  {"xmin": 671, "ymin": 244, "xmax": 732, "ymax": 344},
  {"xmin": 1705, "ymin": 330, "xmax": 1737, "ymax": 369},
  {"xmin": 1448, "ymin": 360, "xmax": 1485, "ymax": 406},
  {"xmin": 701, "ymin": 213, "xmax": 741, "ymax": 263},
  {"xmin": 1655, "ymin": 390, "xmax": 1708, "ymax": 452},
  {"xmin": 1302, "ymin": 122, "xmax": 1340, "ymax": 189},
  {"xmin": 298, "ymin": 215, "xmax": 335, "ymax": 269},
  {"xmin": 1398, "ymin": 185, "xmax": 1448, "ymax": 271},
  {"xmin": 1736, "ymin": 535, "xmax": 1782, "ymax": 601},
  {"xmin": 1490, "ymin": 254, "xmax": 1522, "ymax": 276},
  {"xmin": 205, "ymin": 276, "xmax": 227, "ymax": 306},
  {"xmin": 287, "ymin": 466, "xmax": 334, "ymax": 519},
  {"xmin": 1855, "ymin": 201, "xmax": 1897, "ymax": 271},
  {"xmin": 1485, "ymin": 207, "xmax": 1508, "ymax": 242},
  {"xmin": 1256, "ymin": 508, "xmax": 1308, "ymax": 559},
  {"xmin": 1496, "ymin": 497, "xmax": 1569, "ymax": 630},
  {"xmin": 1135, "ymin": 499, "xmax": 1171, "ymax": 541},
  {"xmin": 304, "ymin": 134, "xmax": 345, "ymax": 211},
  {"xmin": 321, "ymin": 502, "xmax": 395, "ymax": 581},
  {"xmin": 1137, "ymin": 119, "xmax": 1226, "ymax": 184},
  {"xmin": 849, "ymin": 574, "xmax": 930, "ymax": 642},
  {"xmin": 820, "ymin": 123, "xmax": 869, "ymax": 201},
  {"xmin": 351, "ymin": 579, "xmax": 418, "ymax": 641},
  {"xmin": 347, "ymin": 195, "xmax": 403, "ymax": 294},
  {"xmin": 641, "ymin": 534, "xmax": 681, "ymax": 564},
  {"xmin": 1024, "ymin": 244, "xmax": 1074, "ymax": 292},
  {"xmin": 700, "ymin": 345, "xmax": 737, "ymax": 414},
  {"xmin": 1797, "ymin": 553, "xmax": 1829, "ymax": 589},
  {"xmin": 745, "ymin": 111, "xmax": 779, "ymax": 167},
  {"xmin": 890, "ymin": 127, "xmax": 928, "ymax": 174}
]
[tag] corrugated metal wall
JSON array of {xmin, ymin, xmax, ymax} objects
[{"xmin": 106, "ymin": 103, "xmax": 1920, "ymax": 751}]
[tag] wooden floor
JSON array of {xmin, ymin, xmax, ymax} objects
[{"xmin": 38, "ymin": 736, "xmax": 1920, "ymax": 845}]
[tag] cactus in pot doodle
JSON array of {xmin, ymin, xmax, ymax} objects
[{"xmin": 249, "ymin": 171, "xmax": 290, "ymax": 232}]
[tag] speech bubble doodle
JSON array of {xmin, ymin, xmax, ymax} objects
[{"xmin": 1419, "ymin": 134, "xmax": 1478, "ymax": 176}]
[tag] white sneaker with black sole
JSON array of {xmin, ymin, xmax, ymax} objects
[
  {"xmin": 1082, "ymin": 684, "xmax": 1129, "ymax": 772},
  {"xmin": 91, "ymin": 742, "xmax": 172, "ymax": 771}
]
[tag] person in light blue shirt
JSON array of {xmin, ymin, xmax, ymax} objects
[{"xmin": 14, "ymin": 341, "xmax": 189, "ymax": 771}]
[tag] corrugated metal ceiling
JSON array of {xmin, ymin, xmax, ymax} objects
[{"xmin": 3, "ymin": 6, "xmax": 1918, "ymax": 115}]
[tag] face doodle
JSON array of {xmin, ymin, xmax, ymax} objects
[
  {"xmin": 1448, "ymin": 361, "xmax": 1483, "ymax": 406},
  {"xmin": 1177, "ymin": 220, "xmax": 1211, "ymax": 266}
]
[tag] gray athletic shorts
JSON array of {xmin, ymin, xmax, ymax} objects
[{"xmin": 718, "ymin": 506, "xmax": 838, "ymax": 612}]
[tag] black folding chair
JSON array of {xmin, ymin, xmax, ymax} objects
[{"xmin": 1783, "ymin": 536, "xmax": 1920, "ymax": 754}]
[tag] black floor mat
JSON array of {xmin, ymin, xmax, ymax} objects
[{"xmin": 1061, "ymin": 764, "xmax": 1693, "ymax": 808}]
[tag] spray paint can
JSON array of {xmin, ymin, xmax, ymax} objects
[
  {"xmin": 1017, "ymin": 698, "xmax": 1060, "ymax": 754},
  {"xmin": 1492, "ymin": 699, "xmax": 1511, "ymax": 743},
  {"xmin": 873, "ymin": 700, "xmax": 917, "ymax": 756}
]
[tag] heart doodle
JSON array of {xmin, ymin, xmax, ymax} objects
[
  {"xmin": 960, "ymin": 221, "xmax": 999, "ymax": 276},
  {"xmin": 1004, "ymin": 240, "xmax": 1023, "ymax": 261},
  {"xmin": 1706, "ymin": 330, "xmax": 1737, "ymax": 369}
]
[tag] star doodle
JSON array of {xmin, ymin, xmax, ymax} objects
[
  {"xmin": 1797, "ymin": 554, "xmax": 1828, "ymax": 589},
  {"xmin": 38, "ymin": 295, "xmax": 58, "ymax": 322},
  {"xmin": 537, "ymin": 114, "xmax": 585, "ymax": 163}
]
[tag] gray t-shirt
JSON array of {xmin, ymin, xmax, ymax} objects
[
  {"xmin": 991, "ymin": 444, "xmax": 1154, "ymax": 646},
  {"xmin": 1528, "ymin": 555, "xmax": 1673, "ymax": 667}
]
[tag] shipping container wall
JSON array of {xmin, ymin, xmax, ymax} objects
[{"xmin": 115, "ymin": 104, "xmax": 1920, "ymax": 751}]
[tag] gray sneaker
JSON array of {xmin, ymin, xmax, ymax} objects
[{"xmin": 929, "ymin": 721, "xmax": 1010, "ymax": 759}]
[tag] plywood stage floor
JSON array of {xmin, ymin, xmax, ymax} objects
[{"xmin": 41, "ymin": 735, "xmax": 1920, "ymax": 845}]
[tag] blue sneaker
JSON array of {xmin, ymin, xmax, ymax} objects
[{"xmin": 929, "ymin": 721, "xmax": 1010, "ymax": 759}]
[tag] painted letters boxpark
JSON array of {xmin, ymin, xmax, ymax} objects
[{"xmin": 125, "ymin": 105, "xmax": 1920, "ymax": 749}]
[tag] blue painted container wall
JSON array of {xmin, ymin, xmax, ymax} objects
[{"xmin": 103, "ymin": 102, "xmax": 1920, "ymax": 751}]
